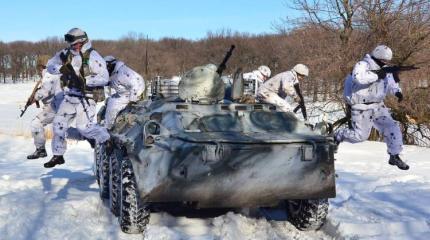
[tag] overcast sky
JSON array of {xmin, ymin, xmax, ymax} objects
[{"xmin": 0, "ymin": 0, "xmax": 298, "ymax": 42}]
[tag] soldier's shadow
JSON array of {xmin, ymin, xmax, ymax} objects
[{"xmin": 40, "ymin": 168, "xmax": 98, "ymax": 200}]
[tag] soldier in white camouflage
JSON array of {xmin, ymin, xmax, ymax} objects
[
  {"xmin": 44, "ymin": 28, "xmax": 110, "ymax": 168},
  {"xmin": 242, "ymin": 65, "xmax": 271, "ymax": 97},
  {"xmin": 257, "ymin": 64, "xmax": 309, "ymax": 113},
  {"xmin": 335, "ymin": 45, "xmax": 408, "ymax": 170},
  {"xmin": 103, "ymin": 56, "xmax": 145, "ymax": 129},
  {"xmin": 27, "ymin": 55, "xmax": 64, "ymax": 159}
]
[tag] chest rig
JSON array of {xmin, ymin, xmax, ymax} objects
[{"xmin": 61, "ymin": 48, "xmax": 105, "ymax": 102}]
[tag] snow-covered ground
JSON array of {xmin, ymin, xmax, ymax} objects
[{"xmin": 0, "ymin": 83, "xmax": 429, "ymax": 240}]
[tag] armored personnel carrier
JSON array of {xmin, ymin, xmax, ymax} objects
[{"xmin": 95, "ymin": 46, "xmax": 337, "ymax": 234}]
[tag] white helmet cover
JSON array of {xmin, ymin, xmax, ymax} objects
[
  {"xmin": 371, "ymin": 45, "xmax": 393, "ymax": 61},
  {"xmin": 64, "ymin": 28, "xmax": 88, "ymax": 45},
  {"xmin": 293, "ymin": 64, "xmax": 309, "ymax": 77},
  {"xmin": 104, "ymin": 55, "xmax": 117, "ymax": 64},
  {"xmin": 258, "ymin": 65, "xmax": 271, "ymax": 78}
]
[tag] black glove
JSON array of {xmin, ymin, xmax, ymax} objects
[
  {"xmin": 393, "ymin": 71, "xmax": 401, "ymax": 83},
  {"xmin": 59, "ymin": 52, "xmax": 68, "ymax": 63},
  {"xmin": 374, "ymin": 69, "xmax": 387, "ymax": 79},
  {"xmin": 59, "ymin": 63, "xmax": 73, "ymax": 75},
  {"xmin": 395, "ymin": 92, "xmax": 403, "ymax": 103}
]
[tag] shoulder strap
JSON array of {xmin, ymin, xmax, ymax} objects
[{"xmin": 82, "ymin": 47, "xmax": 94, "ymax": 64}]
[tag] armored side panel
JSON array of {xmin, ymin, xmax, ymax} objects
[
  {"xmin": 110, "ymin": 100, "xmax": 336, "ymax": 208},
  {"xmin": 231, "ymin": 68, "xmax": 244, "ymax": 100}
]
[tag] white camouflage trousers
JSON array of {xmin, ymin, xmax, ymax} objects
[
  {"xmin": 30, "ymin": 104, "xmax": 56, "ymax": 148},
  {"xmin": 257, "ymin": 91, "xmax": 293, "ymax": 112},
  {"xmin": 51, "ymin": 96, "xmax": 110, "ymax": 155},
  {"xmin": 30, "ymin": 103, "xmax": 90, "ymax": 149},
  {"xmin": 335, "ymin": 104, "xmax": 403, "ymax": 155},
  {"xmin": 105, "ymin": 95, "xmax": 129, "ymax": 129}
]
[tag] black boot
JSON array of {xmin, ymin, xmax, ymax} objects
[
  {"xmin": 27, "ymin": 147, "xmax": 47, "ymax": 159},
  {"xmin": 389, "ymin": 154, "xmax": 409, "ymax": 170},
  {"xmin": 44, "ymin": 155, "xmax": 65, "ymax": 168}
]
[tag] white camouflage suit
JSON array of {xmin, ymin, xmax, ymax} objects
[
  {"xmin": 105, "ymin": 61, "xmax": 145, "ymax": 129},
  {"xmin": 257, "ymin": 70, "xmax": 298, "ymax": 112},
  {"xmin": 30, "ymin": 70, "xmax": 64, "ymax": 149},
  {"xmin": 335, "ymin": 54, "xmax": 403, "ymax": 155},
  {"xmin": 46, "ymin": 41, "xmax": 110, "ymax": 155}
]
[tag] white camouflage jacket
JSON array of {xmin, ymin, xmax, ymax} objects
[
  {"xmin": 344, "ymin": 54, "xmax": 401, "ymax": 109},
  {"xmin": 258, "ymin": 70, "xmax": 298, "ymax": 98},
  {"xmin": 34, "ymin": 69, "xmax": 64, "ymax": 110},
  {"xmin": 109, "ymin": 61, "xmax": 145, "ymax": 101},
  {"xmin": 46, "ymin": 41, "xmax": 109, "ymax": 97}
]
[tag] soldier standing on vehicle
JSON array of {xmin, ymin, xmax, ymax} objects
[
  {"xmin": 26, "ymin": 55, "xmax": 64, "ymax": 159},
  {"xmin": 335, "ymin": 45, "xmax": 409, "ymax": 170},
  {"xmin": 103, "ymin": 56, "xmax": 145, "ymax": 129},
  {"xmin": 242, "ymin": 65, "xmax": 271, "ymax": 97},
  {"xmin": 257, "ymin": 64, "xmax": 309, "ymax": 113},
  {"xmin": 44, "ymin": 28, "xmax": 110, "ymax": 168}
]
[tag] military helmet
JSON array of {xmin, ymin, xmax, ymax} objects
[
  {"xmin": 104, "ymin": 55, "xmax": 117, "ymax": 64},
  {"xmin": 258, "ymin": 65, "xmax": 271, "ymax": 78},
  {"xmin": 104, "ymin": 55, "xmax": 117, "ymax": 75},
  {"xmin": 37, "ymin": 55, "xmax": 50, "ymax": 68},
  {"xmin": 293, "ymin": 64, "xmax": 309, "ymax": 77},
  {"xmin": 64, "ymin": 28, "xmax": 88, "ymax": 45},
  {"xmin": 371, "ymin": 45, "xmax": 392, "ymax": 61}
]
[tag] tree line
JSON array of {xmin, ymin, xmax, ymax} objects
[{"xmin": 0, "ymin": 0, "xmax": 429, "ymax": 144}]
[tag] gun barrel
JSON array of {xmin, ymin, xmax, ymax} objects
[
  {"xmin": 383, "ymin": 65, "xmax": 420, "ymax": 73},
  {"xmin": 216, "ymin": 45, "xmax": 236, "ymax": 75}
]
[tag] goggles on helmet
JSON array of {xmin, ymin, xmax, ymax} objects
[{"xmin": 64, "ymin": 33, "xmax": 87, "ymax": 44}]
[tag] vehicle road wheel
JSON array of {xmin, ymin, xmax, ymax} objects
[
  {"xmin": 286, "ymin": 198, "xmax": 329, "ymax": 231},
  {"xmin": 119, "ymin": 154, "xmax": 149, "ymax": 234},
  {"xmin": 97, "ymin": 143, "xmax": 110, "ymax": 199},
  {"xmin": 109, "ymin": 149, "xmax": 120, "ymax": 216}
]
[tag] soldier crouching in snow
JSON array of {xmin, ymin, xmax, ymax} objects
[
  {"xmin": 103, "ymin": 56, "xmax": 145, "ymax": 129},
  {"xmin": 257, "ymin": 64, "xmax": 309, "ymax": 113},
  {"xmin": 43, "ymin": 28, "xmax": 110, "ymax": 168},
  {"xmin": 335, "ymin": 45, "xmax": 409, "ymax": 170}
]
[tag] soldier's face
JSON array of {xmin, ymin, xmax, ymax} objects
[
  {"xmin": 297, "ymin": 74, "xmax": 305, "ymax": 81},
  {"xmin": 71, "ymin": 42, "xmax": 83, "ymax": 52}
]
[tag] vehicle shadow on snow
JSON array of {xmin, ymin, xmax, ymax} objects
[
  {"xmin": 149, "ymin": 202, "xmax": 289, "ymax": 221},
  {"xmin": 150, "ymin": 203, "xmax": 234, "ymax": 218},
  {"xmin": 40, "ymin": 168, "xmax": 98, "ymax": 200}
]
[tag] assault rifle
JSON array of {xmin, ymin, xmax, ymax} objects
[
  {"xmin": 293, "ymin": 83, "xmax": 308, "ymax": 121},
  {"xmin": 372, "ymin": 65, "xmax": 420, "ymax": 82},
  {"xmin": 20, "ymin": 80, "xmax": 42, "ymax": 117},
  {"xmin": 216, "ymin": 45, "xmax": 236, "ymax": 76},
  {"xmin": 59, "ymin": 50, "xmax": 86, "ymax": 93}
]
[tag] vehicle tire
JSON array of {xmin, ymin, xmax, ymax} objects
[
  {"xmin": 119, "ymin": 154, "xmax": 149, "ymax": 234},
  {"xmin": 109, "ymin": 149, "xmax": 120, "ymax": 216},
  {"xmin": 94, "ymin": 143, "xmax": 101, "ymax": 185},
  {"xmin": 286, "ymin": 198, "xmax": 329, "ymax": 231},
  {"xmin": 97, "ymin": 143, "xmax": 110, "ymax": 199}
]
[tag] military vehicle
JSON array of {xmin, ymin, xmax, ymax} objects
[{"xmin": 95, "ymin": 45, "xmax": 337, "ymax": 234}]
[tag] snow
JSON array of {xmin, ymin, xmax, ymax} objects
[{"xmin": 1, "ymin": 82, "xmax": 429, "ymax": 240}]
